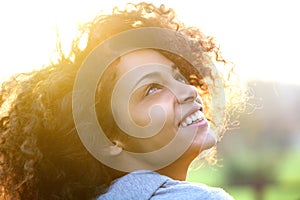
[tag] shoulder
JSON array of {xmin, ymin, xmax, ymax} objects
[
  {"xmin": 97, "ymin": 170, "xmax": 169, "ymax": 200},
  {"xmin": 97, "ymin": 170, "xmax": 234, "ymax": 200},
  {"xmin": 152, "ymin": 179, "xmax": 234, "ymax": 200}
]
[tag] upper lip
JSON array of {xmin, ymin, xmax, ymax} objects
[{"xmin": 178, "ymin": 104, "xmax": 203, "ymax": 127}]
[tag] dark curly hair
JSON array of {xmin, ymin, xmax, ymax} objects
[{"xmin": 0, "ymin": 2, "xmax": 247, "ymax": 199}]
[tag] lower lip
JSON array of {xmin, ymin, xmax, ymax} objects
[{"xmin": 183, "ymin": 119, "xmax": 208, "ymax": 128}]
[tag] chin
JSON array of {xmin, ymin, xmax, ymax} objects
[
  {"xmin": 202, "ymin": 129, "xmax": 217, "ymax": 149},
  {"xmin": 191, "ymin": 128, "xmax": 217, "ymax": 155}
]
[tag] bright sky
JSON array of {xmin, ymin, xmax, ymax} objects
[{"xmin": 0, "ymin": 0, "xmax": 299, "ymax": 84}]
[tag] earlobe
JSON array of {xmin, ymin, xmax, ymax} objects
[{"xmin": 109, "ymin": 141, "xmax": 123, "ymax": 156}]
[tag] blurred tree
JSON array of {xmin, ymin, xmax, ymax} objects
[{"xmin": 218, "ymin": 81, "xmax": 300, "ymax": 200}]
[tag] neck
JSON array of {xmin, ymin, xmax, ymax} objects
[{"xmin": 156, "ymin": 156, "xmax": 193, "ymax": 181}]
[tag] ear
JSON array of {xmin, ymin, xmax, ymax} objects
[{"xmin": 108, "ymin": 141, "xmax": 123, "ymax": 156}]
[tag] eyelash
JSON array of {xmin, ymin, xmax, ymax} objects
[
  {"xmin": 145, "ymin": 75, "xmax": 188, "ymax": 96},
  {"xmin": 145, "ymin": 83, "xmax": 162, "ymax": 96},
  {"xmin": 174, "ymin": 74, "xmax": 188, "ymax": 84}
]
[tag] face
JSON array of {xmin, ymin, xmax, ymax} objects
[{"xmin": 108, "ymin": 49, "xmax": 216, "ymax": 160}]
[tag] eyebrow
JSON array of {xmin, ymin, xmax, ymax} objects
[
  {"xmin": 133, "ymin": 71, "xmax": 163, "ymax": 88},
  {"xmin": 133, "ymin": 64, "xmax": 178, "ymax": 88},
  {"xmin": 171, "ymin": 64, "xmax": 180, "ymax": 74}
]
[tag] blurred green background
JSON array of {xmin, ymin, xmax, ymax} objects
[
  {"xmin": 0, "ymin": 1, "xmax": 299, "ymax": 199},
  {"xmin": 187, "ymin": 81, "xmax": 300, "ymax": 200}
]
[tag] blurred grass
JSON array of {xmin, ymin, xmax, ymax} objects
[
  {"xmin": 225, "ymin": 187, "xmax": 255, "ymax": 200},
  {"xmin": 187, "ymin": 150, "xmax": 300, "ymax": 200},
  {"xmin": 264, "ymin": 186, "xmax": 300, "ymax": 200},
  {"xmin": 276, "ymin": 150, "xmax": 300, "ymax": 185}
]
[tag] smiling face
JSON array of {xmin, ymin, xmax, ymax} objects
[
  {"xmin": 105, "ymin": 49, "xmax": 216, "ymax": 159},
  {"xmin": 96, "ymin": 50, "xmax": 216, "ymax": 169}
]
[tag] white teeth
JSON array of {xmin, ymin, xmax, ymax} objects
[
  {"xmin": 191, "ymin": 114, "xmax": 197, "ymax": 121},
  {"xmin": 186, "ymin": 117, "xmax": 192, "ymax": 125},
  {"xmin": 180, "ymin": 110, "xmax": 204, "ymax": 127},
  {"xmin": 196, "ymin": 111, "xmax": 202, "ymax": 119}
]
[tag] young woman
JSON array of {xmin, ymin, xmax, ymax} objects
[{"xmin": 0, "ymin": 2, "xmax": 245, "ymax": 199}]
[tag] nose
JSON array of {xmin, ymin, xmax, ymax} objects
[{"xmin": 172, "ymin": 82, "xmax": 198, "ymax": 104}]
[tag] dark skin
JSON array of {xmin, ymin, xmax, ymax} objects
[
  {"xmin": 0, "ymin": 3, "xmax": 242, "ymax": 199},
  {"xmin": 103, "ymin": 49, "xmax": 216, "ymax": 181}
]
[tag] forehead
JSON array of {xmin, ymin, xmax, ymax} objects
[{"xmin": 116, "ymin": 49, "xmax": 174, "ymax": 76}]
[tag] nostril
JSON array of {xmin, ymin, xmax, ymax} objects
[{"xmin": 200, "ymin": 106, "xmax": 203, "ymax": 112}]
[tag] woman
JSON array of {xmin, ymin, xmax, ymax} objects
[{"xmin": 0, "ymin": 2, "xmax": 245, "ymax": 199}]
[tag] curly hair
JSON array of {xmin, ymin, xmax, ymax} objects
[{"xmin": 0, "ymin": 2, "xmax": 247, "ymax": 199}]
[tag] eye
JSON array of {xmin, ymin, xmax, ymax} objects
[
  {"xmin": 145, "ymin": 84, "xmax": 162, "ymax": 96},
  {"xmin": 174, "ymin": 74, "xmax": 188, "ymax": 84}
]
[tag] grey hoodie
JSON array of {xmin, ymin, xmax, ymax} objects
[{"xmin": 98, "ymin": 170, "xmax": 234, "ymax": 200}]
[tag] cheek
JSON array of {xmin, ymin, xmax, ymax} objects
[
  {"xmin": 129, "ymin": 103, "xmax": 151, "ymax": 126},
  {"xmin": 125, "ymin": 95, "xmax": 179, "ymax": 153},
  {"xmin": 129, "ymin": 96, "xmax": 176, "ymax": 127}
]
